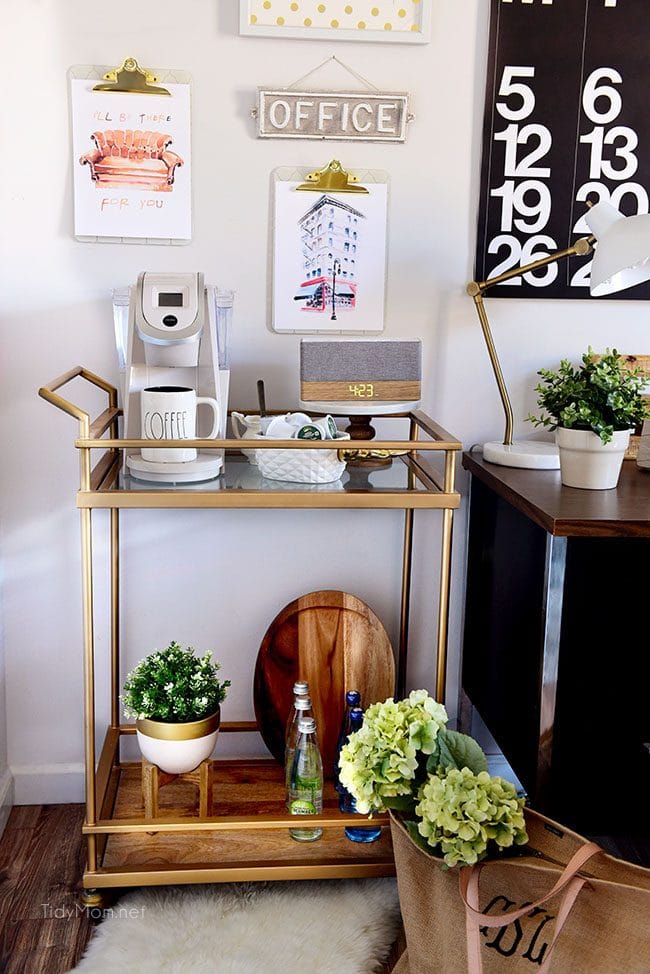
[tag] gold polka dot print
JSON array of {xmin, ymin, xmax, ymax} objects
[{"xmin": 245, "ymin": 0, "xmax": 425, "ymax": 34}]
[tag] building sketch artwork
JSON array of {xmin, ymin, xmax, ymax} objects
[
  {"xmin": 272, "ymin": 173, "xmax": 387, "ymax": 333},
  {"xmin": 294, "ymin": 195, "xmax": 365, "ymax": 318},
  {"xmin": 79, "ymin": 130, "xmax": 184, "ymax": 192}
]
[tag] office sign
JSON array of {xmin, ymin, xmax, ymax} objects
[
  {"xmin": 475, "ymin": 0, "xmax": 650, "ymax": 299},
  {"xmin": 256, "ymin": 89, "xmax": 410, "ymax": 142}
]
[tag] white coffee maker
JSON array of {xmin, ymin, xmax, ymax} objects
[{"xmin": 117, "ymin": 271, "xmax": 231, "ymax": 483}]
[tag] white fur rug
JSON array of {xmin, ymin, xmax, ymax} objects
[{"xmin": 72, "ymin": 878, "xmax": 401, "ymax": 974}]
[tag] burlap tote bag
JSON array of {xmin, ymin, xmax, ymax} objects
[{"xmin": 390, "ymin": 808, "xmax": 650, "ymax": 974}]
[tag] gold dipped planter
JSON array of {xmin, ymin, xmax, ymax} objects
[{"xmin": 136, "ymin": 707, "xmax": 221, "ymax": 774}]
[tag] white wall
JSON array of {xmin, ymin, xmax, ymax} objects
[{"xmin": 1, "ymin": 1, "xmax": 648, "ymax": 804}]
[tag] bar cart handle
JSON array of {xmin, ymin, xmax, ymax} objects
[{"xmin": 39, "ymin": 366, "xmax": 118, "ymax": 431}]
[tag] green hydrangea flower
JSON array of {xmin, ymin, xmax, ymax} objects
[
  {"xmin": 338, "ymin": 690, "xmax": 448, "ymax": 814},
  {"xmin": 415, "ymin": 767, "xmax": 527, "ymax": 868}
]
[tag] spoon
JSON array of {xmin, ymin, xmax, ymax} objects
[{"xmin": 257, "ymin": 379, "xmax": 267, "ymax": 417}]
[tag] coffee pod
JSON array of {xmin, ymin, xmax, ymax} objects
[
  {"xmin": 265, "ymin": 414, "xmax": 298, "ymax": 439},
  {"xmin": 295, "ymin": 424, "xmax": 323, "ymax": 440},
  {"xmin": 309, "ymin": 416, "xmax": 336, "ymax": 440},
  {"xmin": 286, "ymin": 412, "xmax": 312, "ymax": 429}
]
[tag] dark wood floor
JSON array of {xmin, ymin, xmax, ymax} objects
[
  {"xmin": 0, "ymin": 805, "xmax": 92, "ymax": 974},
  {"xmin": 0, "ymin": 803, "xmax": 405, "ymax": 974},
  {"xmin": 0, "ymin": 803, "xmax": 647, "ymax": 974}
]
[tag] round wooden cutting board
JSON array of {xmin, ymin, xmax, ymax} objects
[{"xmin": 254, "ymin": 590, "xmax": 395, "ymax": 779}]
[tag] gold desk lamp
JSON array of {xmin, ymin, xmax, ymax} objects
[{"xmin": 467, "ymin": 202, "xmax": 650, "ymax": 469}]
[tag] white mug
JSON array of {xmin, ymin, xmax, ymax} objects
[{"xmin": 141, "ymin": 386, "xmax": 220, "ymax": 463}]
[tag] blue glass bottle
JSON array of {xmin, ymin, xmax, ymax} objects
[
  {"xmin": 340, "ymin": 707, "xmax": 382, "ymax": 843},
  {"xmin": 334, "ymin": 690, "xmax": 361, "ymax": 790}
]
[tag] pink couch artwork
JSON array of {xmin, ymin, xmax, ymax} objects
[{"xmin": 79, "ymin": 130, "xmax": 184, "ymax": 191}]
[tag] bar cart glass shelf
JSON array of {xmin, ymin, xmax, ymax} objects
[{"xmin": 39, "ymin": 366, "xmax": 461, "ymax": 895}]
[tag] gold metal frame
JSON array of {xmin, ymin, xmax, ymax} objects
[{"xmin": 39, "ymin": 368, "xmax": 461, "ymax": 891}]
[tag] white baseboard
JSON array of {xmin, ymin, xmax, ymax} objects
[
  {"xmin": 0, "ymin": 768, "xmax": 15, "ymax": 837},
  {"xmin": 12, "ymin": 763, "xmax": 84, "ymax": 805}
]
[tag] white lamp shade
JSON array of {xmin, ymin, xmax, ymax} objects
[{"xmin": 585, "ymin": 201, "xmax": 650, "ymax": 296}]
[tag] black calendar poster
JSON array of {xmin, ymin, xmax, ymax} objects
[{"xmin": 475, "ymin": 0, "xmax": 650, "ymax": 299}]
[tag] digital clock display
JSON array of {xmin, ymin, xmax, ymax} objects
[
  {"xmin": 348, "ymin": 383, "xmax": 375, "ymax": 399},
  {"xmin": 158, "ymin": 292, "xmax": 184, "ymax": 308}
]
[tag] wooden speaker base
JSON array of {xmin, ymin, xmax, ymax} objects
[{"xmin": 344, "ymin": 415, "xmax": 392, "ymax": 466}]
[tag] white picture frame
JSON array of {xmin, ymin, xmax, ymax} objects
[{"xmin": 239, "ymin": 1, "xmax": 431, "ymax": 43}]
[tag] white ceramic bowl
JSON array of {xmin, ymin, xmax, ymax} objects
[{"xmin": 253, "ymin": 431, "xmax": 350, "ymax": 483}]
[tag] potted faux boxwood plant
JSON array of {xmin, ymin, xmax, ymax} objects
[
  {"xmin": 527, "ymin": 348, "xmax": 649, "ymax": 489},
  {"xmin": 122, "ymin": 641, "xmax": 230, "ymax": 774}
]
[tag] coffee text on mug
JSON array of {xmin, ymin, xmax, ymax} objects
[{"xmin": 143, "ymin": 410, "xmax": 189, "ymax": 440}]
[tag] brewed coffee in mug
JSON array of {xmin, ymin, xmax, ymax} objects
[{"xmin": 141, "ymin": 386, "xmax": 221, "ymax": 463}]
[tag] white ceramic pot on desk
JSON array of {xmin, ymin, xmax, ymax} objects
[{"xmin": 556, "ymin": 427, "xmax": 631, "ymax": 489}]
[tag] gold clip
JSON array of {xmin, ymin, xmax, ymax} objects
[
  {"xmin": 93, "ymin": 57, "xmax": 171, "ymax": 96},
  {"xmin": 296, "ymin": 159, "xmax": 368, "ymax": 194}
]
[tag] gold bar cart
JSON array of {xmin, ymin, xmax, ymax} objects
[{"xmin": 39, "ymin": 367, "xmax": 461, "ymax": 900}]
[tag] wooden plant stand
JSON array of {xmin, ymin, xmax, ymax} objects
[{"xmin": 142, "ymin": 758, "xmax": 214, "ymax": 819}]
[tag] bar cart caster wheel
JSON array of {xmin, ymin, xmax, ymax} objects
[{"xmin": 80, "ymin": 888, "xmax": 107, "ymax": 912}]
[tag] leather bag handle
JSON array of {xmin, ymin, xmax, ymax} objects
[{"xmin": 459, "ymin": 841, "xmax": 602, "ymax": 974}]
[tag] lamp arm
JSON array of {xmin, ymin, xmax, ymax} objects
[{"xmin": 466, "ymin": 236, "xmax": 594, "ymax": 446}]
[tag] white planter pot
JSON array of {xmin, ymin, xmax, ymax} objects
[
  {"xmin": 135, "ymin": 709, "xmax": 220, "ymax": 774},
  {"xmin": 556, "ymin": 427, "xmax": 631, "ymax": 490}
]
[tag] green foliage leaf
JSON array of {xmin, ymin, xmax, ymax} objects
[
  {"xmin": 427, "ymin": 729, "xmax": 488, "ymax": 775},
  {"xmin": 425, "ymin": 744, "xmax": 440, "ymax": 774},
  {"xmin": 382, "ymin": 795, "xmax": 418, "ymax": 813}
]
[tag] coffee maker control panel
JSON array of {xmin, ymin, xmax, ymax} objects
[{"xmin": 137, "ymin": 271, "xmax": 204, "ymax": 345}]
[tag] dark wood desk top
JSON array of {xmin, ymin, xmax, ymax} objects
[{"xmin": 463, "ymin": 451, "xmax": 650, "ymax": 538}]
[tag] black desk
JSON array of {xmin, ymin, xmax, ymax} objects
[{"xmin": 461, "ymin": 452, "xmax": 650, "ymax": 832}]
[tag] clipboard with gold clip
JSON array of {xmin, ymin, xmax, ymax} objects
[
  {"xmin": 92, "ymin": 56, "xmax": 171, "ymax": 96},
  {"xmin": 69, "ymin": 57, "xmax": 192, "ymax": 244}
]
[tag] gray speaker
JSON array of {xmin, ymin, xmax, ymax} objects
[{"xmin": 300, "ymin": 339, "xmax": 421, "ymax": 405}]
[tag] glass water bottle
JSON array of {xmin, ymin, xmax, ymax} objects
[
  {"xmin": 287, "ymin": 716, "xmax": 323, "ymax": 842},
  {"xmin": 285, "ymin": 686, "xmax": 314, "ymax": 790},
  {"xmin": 285, "ymin": 681, "xmax": 310, "ymax": 742}
]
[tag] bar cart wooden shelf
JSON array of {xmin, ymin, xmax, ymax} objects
[{"xmin": 39, "ymin": 366, "xmax": 461, "ymax": 898}]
